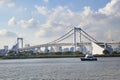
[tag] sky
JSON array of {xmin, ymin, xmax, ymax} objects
[{"xmin": 0, "ymin": 0, "xmax": 120, "ymax": 49}]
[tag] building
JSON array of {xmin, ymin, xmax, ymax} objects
[
  {"xmin": 70, "ymin": 47, "xmax": 74, "ymax": 52},
  {"xmin": 55, "ymin": 46, "xmax": 62, "ymax": 52},
  {"xmin": 63, "ymin": 48, "xmax": 69, "ymax": 52},
  {"xmin": 0, "ymin": 45, "xmax": 9, "ymax": 56}
]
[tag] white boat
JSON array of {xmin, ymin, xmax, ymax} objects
[{"xmin": 81, "ymin": 54, "xmax": 97, "ymax": 61}]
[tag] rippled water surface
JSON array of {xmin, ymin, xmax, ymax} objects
[{"xmin": 0, "ymin": 57, "xmax": 120, "ymax": 80}]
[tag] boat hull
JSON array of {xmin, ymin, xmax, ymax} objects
[{"xmin": 81, "ymin": 58, "xmax": 97, "ymax": 61}]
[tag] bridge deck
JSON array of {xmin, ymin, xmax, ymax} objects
[{"xmin": 18, "ymin": 42, "xmax": 120, "ymax": 51}]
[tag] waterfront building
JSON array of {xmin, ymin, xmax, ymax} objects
[
  {"xmin": 0, "ymin": 45, "xmax": 9, "ymax": 56},
  {"xmin": 0, "ymin": 49, "xmax": 6, "ymax": 56},
  {"xmin": 49, "ymin": 46, "xmax": 55, "ymax": 53},
  {"xmin": 76, "ymin": 46, "xmax": 87, "ymax": 54},
  {"xmin": 55, "ymin": 46, "xmax": 62, "ymax": 52},
  {"xmin": 70, "ymin": 47, "xmax": 74, "ymax": 52},
  {"xmin": 63, "ymin": 48, "xmax": 69, "ymax": 52}
]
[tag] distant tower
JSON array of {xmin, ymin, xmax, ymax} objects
[
  {"xmin": 4, "ymin": 45, "xmax": 9, "ymax": 54},
  {"xmin": 4, "ymin": 45, "xmax": 8, "ymax": 51},
  {"xmin": 17, "ymin": 37, "xmax": 23, "ymax": 48}
]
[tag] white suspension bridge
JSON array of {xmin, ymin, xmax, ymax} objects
[{"xmin": 8, "ymin": 27, "xmax": 118, "ymax": 55}]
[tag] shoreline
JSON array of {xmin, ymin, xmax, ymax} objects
[{"xmin": 1, "ymin": 54, "xmax": 120, "ymax": 59}]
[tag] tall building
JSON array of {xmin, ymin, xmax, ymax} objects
[
  {"xmin": 0, "ymin": 45, "xmax": 9, "ymax": 56},
  {"xmin": 4, "ymin": 45, "xmax": 8, "ymax": 51}
]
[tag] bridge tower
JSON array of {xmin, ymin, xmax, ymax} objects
[
  {"xmin": 73, "ymin": 27, "xmax": 81, "ymax": 52},
  {"xmin": 17, "ymin": 37, "xmax": 23, "ymax": 48}
]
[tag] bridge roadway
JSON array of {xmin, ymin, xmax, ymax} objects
[
  {"xmin": 18, "ymin": 42, "xmax": 91, "ymax": 51},
  {"xmin": 18, "ymin": 42, "xmax": 120, "ymax": 51}
]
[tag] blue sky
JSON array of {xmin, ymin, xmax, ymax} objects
[{"xmin": 0, "ymin": 0, "xmax": 120, "ymax": 49}]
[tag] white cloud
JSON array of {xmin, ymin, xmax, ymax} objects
[
  {"xmin": 8, "ymin": 17, "xmax": 39, "ymax": 29},
  {"xmin": 82, "ymin": 6, "xmax": 93, "ymax": 16},
  {"xmin": 35, "ymin": 0, "xmax": 120, "ymax": 42},
  {"xmin": 105, "ymin": 29, "xmax": 120, "ymax": 41},
  {"xmin": 0, "ymin": 0, "xmax": 15, "ymax": 7},
  {"xmin": 0, "ymin": 29, "xmax": 17, "ymax": 37},
  {"xmin": 35, "ymin": 6, "xmax": 74, "ymax": 37},
  {"xmin": 8, "ymin": 17, "xmax": 16, "ymax": 26},
  {"xmin": 99, "ymin": 0, "xmax": 120, "ymax": 16},
  {"xmin": 43, "ymin": 0, "xmax": 49, "ymax": 3},
  {"xmin": 18, "ymin": 18, "xmax": 39, "ymax": 28},
  {"xmin": 17, "ymin": 33, "xmax": 26, "ymax": 38},
  {"xmin": 6, "ymin": 0, "xmax": 120, "ymax": 42},
  {"xmin": 35, "ymin": 29, "xmax": 46, "ymax": 37},
  {"xmin": 35, "ymin": 5, "xmax": 49, "ymax": 15},
  {"xmin": 18, "ymin": 7, "xmax": 27, "ymax": 12}
]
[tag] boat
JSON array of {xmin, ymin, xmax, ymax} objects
[{"xmin": 81, "ymin": 54, "xmax": 97, "ymax": 61}]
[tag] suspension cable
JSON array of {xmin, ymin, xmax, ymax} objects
[
  {"xmin": 78, "ymin": 30, "xmax": 97, "ymax": 42},
  {"xmin": 48, "ymin": 29, "xmax": 73, "ymax": 44},
  {"xmin": 78, "ymin": 31, "xmax": 93, "ymax": 42},
  {"xmin": 80, "ymin": 29, "xmax": 98, "ymax": 42},
  {"xmin": 54, "ymin": 33, "xmax": 73, "ymax": 43}
]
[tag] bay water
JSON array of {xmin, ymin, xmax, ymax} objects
[{"xmin": 0, "ymin": 57, "xmax": 120, "ymax": 80}]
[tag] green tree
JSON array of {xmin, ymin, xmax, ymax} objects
[{"xmin": 103, "ymin": 49, "xmax": 110, "ymax": 54}]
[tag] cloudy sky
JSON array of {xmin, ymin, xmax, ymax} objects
[{"xmin": 0, "ymin": 0, "xmax": 120, "ymax": 49}]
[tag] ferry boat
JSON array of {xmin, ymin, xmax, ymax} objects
[{"xmin": 81, "ymin": 54, "xmax": 97, "ymax": 61}]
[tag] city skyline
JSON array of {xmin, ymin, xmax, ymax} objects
[{"xmin": 0, "ymin": 0, "xmax": 120, "ymax": 48}]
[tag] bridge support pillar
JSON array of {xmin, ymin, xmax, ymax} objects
[
  {"xmin": 44, "ymin": 46, "xmax": 49, "ymax": 53},
  {"xmin": 74, "ymin": 27, "xmax": 77, "ymax": 52}
]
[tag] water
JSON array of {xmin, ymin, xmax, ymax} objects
[{"xmin": 0, "ymin": 57, "xmax": 120, "ymax": 80}]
